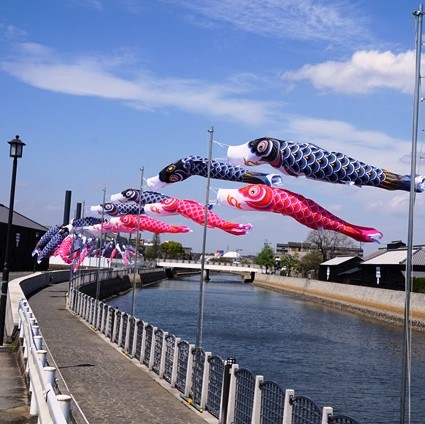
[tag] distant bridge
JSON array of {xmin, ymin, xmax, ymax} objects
[{"xmin": 155, "ymin": 259, "xmax": 262, "ymax": 282}]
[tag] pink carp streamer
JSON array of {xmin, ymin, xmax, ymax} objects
[
  {"xmin": 216, "ymin": 184, "xmax": 382, "ymax": 243},
  {"xmin": 143, "ymin": 197, "xmax": 253, "ymax": 236},
  {"xmin": 110, "ymin": 214, "xmax": 191, "ymax": 234},
  {"xmin": 52, "ymin": 235, "xmax": 74, "ymax": 264},
  {"xmin": 33, "ymin": 213, "xmax": 191, "ymax": 265}
]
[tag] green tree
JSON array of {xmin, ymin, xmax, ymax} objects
[
  {"xmin": 279, "ymin": 254, "xmax": 301, "ymax": 276},
  {"xmin": 144, "ymin": 234, "xmax": 161, "ymax": 259},
  {"xmin": 255, "ymin": 244, "xmax": 276, "ymax": 274},
  {"xmin": 304, "ymin": 230, "xmax": 355, "ymax": 262},
  {"xmin": 160, "ymin": 241, "xmax": 184, "ymax": 259},
  {"xmin": 299, "ymin": 250, "xmax": 323, "ymax": 278}
]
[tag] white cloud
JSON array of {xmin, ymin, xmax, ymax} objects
[
  {"xmin": 0, "ymin": 43, "xmax": 279, "ymax": 125},
  {"xmin": 282, "ymin": 50, "xmax": 416, "ymax": 94},
  {"xmin": 169, "ymin": 0, "xmax": 371, "ymax": 47}
]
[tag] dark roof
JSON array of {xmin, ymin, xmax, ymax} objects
[{"xmin": 0, "ymin": 204, "xmax": 48, "ymax": 232}]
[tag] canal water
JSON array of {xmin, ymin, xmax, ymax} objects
[{"xmin": 107, "ymin": 273, "xmax": 425, "ymax": 423}]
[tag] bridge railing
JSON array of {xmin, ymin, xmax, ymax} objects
[
  {"xmin": 155, "ymin": 258, "xmax": 263, "ymax": 270},
  {"xmin": 69, "ymin": 271, "xmax": 360, "ymax": 424}
]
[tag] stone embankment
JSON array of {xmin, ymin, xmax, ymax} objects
[{"xmin": 253, "ymin": 274, "xmax": 425, "ymax": 331}]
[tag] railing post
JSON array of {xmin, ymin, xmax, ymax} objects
[
  {"xmin": 139, "ymin": 322, "xmax": 147, "ymax": 365},
  {"xmin": 219, "ymin": 357, "xmax": 237, "ymax": 424},
  {"xmin": 111, "ymin": 310, "xmax": 119, "ymax": 342},
  {"xmin": 57, "ymin": 394, "xmax": 72, "ymax": 423},
  {"xmin": 124, "ymin": 315, "xmax": 131, "ymax": 352},
  {"xmin": 200, "ymin": 351, "xmax": 211, "ymax": 409},
  {"xmin": 283, "ymin": 389, "xmax": 294, "ymax": 424},
  {"xmin": 33, "ymin": 335, "xmax": 43, "ymax": 351},
  {"xmin": 148, "ymin": 326, "xmax": 157, "ymax": 370},
  {"xmin": 158, "ymin": 331, "xmax": 168, "ymax": 378},
  {"xmin": 37, "ymin": 350, "xmax": 47, "ymax": 368},
  {"xmin": 184, "ymin": 344, "xmax": 195, "ymax": 397},
  {"xmin": 96, "ymin": 301, "xmax": 102, "ymax": 330},
  {"xmin": 322, "ymin": 406, "xmax": 333, "ymax": 424},
  {"xmin": 118, "ymin": 314, "xmax": 125, "ymax": 347},
  {"xmin": 170, "ymin": 337, "xmax": 181, "ymax": 388},
  {"xmin": 43, "ymin": 366, "xmax": 56, "ymax": 388},
  {"xmin": 99, "ymin": 305, "xmax": 106, "ymax": 334},
  {"xmin": 131, "ymin": 318, "xmax": 139, "ymax": 357},
  {"xmin": 251, "ymin": 375, "xmax": 264, "ymax": 424},
  {"xmin": 225, "ymin": 363, "xmax": 239, "ymax": 424},
  {"xmin": 29, "ymin": 377, "xmax": 38, "ymax": 415},
  {"xmin": 105, "ymin": 306, "xmax": 112, "ymax": 339}
]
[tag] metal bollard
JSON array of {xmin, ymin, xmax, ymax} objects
[
  {"xmin": 43, "ymin": 366, "xmax": 56, "ymax": 388},
  {"xmin": 57, "ymin": 394, "xmax": 72, "ymax": 423},
  {"xmin": 33, "ymin": 335, "xmax": 43, "ymax": 350},
  {"xmin": 37, "ymin": 350, "xmax": 47, "ymax": 368}
]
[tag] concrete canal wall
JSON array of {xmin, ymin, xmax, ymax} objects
[
  {"xmin": 78, "ymin": 269, "xmax": 167, "ymax": 300},
  {"xmin": 253, "ymin": 274, "xmax": 425, "ymax": 331}
]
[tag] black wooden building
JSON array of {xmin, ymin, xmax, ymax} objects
[
  {"xmin": 318, "ymin": 241, "xmax": 425, "ymax": 290},
  {"xmin": 0, "ymin": 204, "xmax": 48, "ymax": 272},
  {"xmin": 318, "ymin": 256, "xmax": 363, "ymax": 283}
]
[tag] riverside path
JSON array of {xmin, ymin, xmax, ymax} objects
[{"xmin": 27, "ymin": 281, "xmax": 212, "ymax": 424}]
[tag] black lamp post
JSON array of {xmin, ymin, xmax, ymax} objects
[{"xmin": 0, "ymin": 135, "xmax": 25, "ymax": 345}]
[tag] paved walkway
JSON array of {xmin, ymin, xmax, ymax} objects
[
  {"xmin": 0, "ymin": 272, "xmax": 37, "ymax": 423},
  {"xmin": 0, "ymin": 345, "xmax": 37, "ymax": 423},
  {"xmin": 26, "ymin": 281, "xmax": 213, "ymax": 424}
]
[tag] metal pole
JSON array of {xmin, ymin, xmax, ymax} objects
[
  {"xmin": 95, "ymin": 188, "xmax": 106, "ymax": 324},
  {"xmin": 0, "ymin": 155, "xmax": 19, "ymax": 345},
  {"xmin": 400, "ymin": 5, "xmax": 423, "ymax": 424},
  {"xmin": 195, "ymin": 127, "xmax": 214, "ymax": 348},
  {"xmin": 132, "ymin": 167, "xmax": 144, "ymax": 317}
]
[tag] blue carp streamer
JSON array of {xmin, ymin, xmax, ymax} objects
[
  {"xmin": 227, "ymin": 137, "xmax": 425, "ymax": 192},
  {"xmin": 109, "ymin": 189, "xmax": 170, "ymax": 204},
  {"xmin": 146, "ymin": 155, "xmax": 283, "ymax": 189}
]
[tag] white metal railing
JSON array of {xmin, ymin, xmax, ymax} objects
[
  {"xmin": 14, "ymin": 269, "xmax": 359, "ymax": 423},
  {"xmin": 18, "ymin": 299, "xmax": 71, "ymax": 423},
  {"xmin": 69, "ymin": 277, "xmax": 360, "ymax": 424}
]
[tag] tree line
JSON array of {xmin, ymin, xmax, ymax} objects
[{"xmin": 133, "ymin": 230, "xmax": 356, "ymax": 277}]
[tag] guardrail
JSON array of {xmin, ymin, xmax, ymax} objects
[
  {"xmin": 18, "ymin": 299, "xmax": 71, "ymax": 423},
  {"xmin": 12, "ymin": 269, "xmax": 361, "ymax": 423},
  {"xmin": 69, "ymin": 270, "xmax": 361, "ymax": 424}
]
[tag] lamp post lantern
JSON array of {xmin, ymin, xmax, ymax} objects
[{"xmin": 0, "ymin": 135, "xmax": 26, "ymax": 345}]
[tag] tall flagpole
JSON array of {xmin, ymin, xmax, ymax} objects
[
  {"xmin": 195, "ymin": 127, "xmax": 214, "ymax": 348},
  {"xmin": 400, "ymin": 5, "xmax": 423, "ymax": 424},
  {"xmin": 132, "ymin": 167, "xmax": 144, "ymax": 317}
]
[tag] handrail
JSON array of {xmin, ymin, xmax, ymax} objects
[{"xmin": 19, "ymin": 299, "xmax": 70, "ymax": 423}]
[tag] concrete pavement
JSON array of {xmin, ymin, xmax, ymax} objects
[{"xmin": 0, "ymin": 345, "xmax": 36, "ymax": 423}]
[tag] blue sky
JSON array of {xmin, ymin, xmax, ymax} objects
[{"xmin": 0, "ymin": 0, "xmax": 424, "ymax": 256}]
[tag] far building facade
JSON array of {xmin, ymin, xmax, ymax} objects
[
  {"xmin": 276, "ymin": 242, "xmax": 364, "ymax": 260},
  {"xmin": 0, "ymin": 204, "xmax": 48, "ymax": 272}
]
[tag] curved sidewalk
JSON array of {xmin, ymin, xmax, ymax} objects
[{"xmin": 27, "ymin": 281, "xmax": 213, "ymax": 424}]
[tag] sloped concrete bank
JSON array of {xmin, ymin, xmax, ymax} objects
[{"xmin": 254, "ymin": 274, "xmax": 425, "ymax": 331}]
